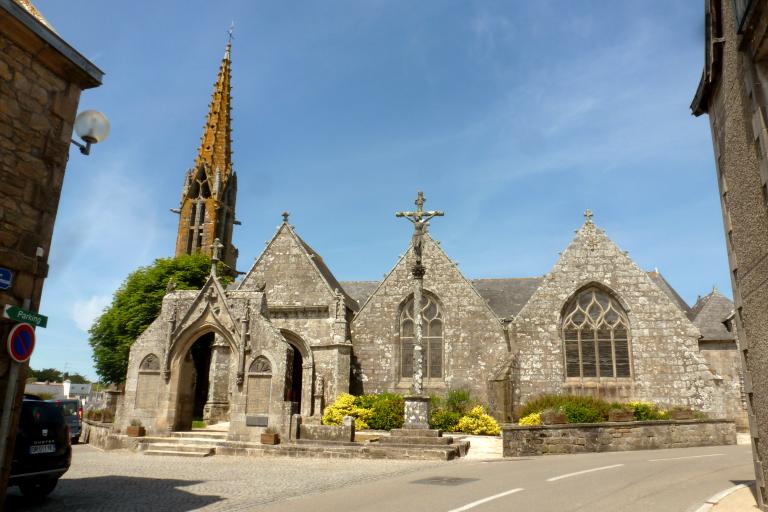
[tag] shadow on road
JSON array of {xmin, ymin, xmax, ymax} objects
[{"xmin": 5, "ymin": 475, "xmax": 222, "ymax": 511}]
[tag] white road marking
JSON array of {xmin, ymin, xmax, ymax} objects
[
  {"xmin": 446, "ymin": 488, "xmax": 525, "ymax": 512},
  {"xmin": 648, "ymin": 453, "xmax": 724, "ymax": 462},
  {"xmin": 546, "ymin": 464, "xmax": 624, "ymax": 482}
]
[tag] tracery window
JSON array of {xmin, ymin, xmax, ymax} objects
[
  {"xmin": 400, "ymin": 294, "xmax": 443, "ymax": 380},
  {"xmin": 186, "ymin": 167, "xmax": 210, "ymax": 253},
  {"xmin": 562, "ymin": 287, "xmax": 631, "ymax": 379}
]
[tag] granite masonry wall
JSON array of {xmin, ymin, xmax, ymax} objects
[
  {"xmin": 503, "ymin": 420, "xmax": 736, "ymax": 457},
  {"xmin": 238, "ymin": 222, "xmax": 353, "ymax": 416},
  {"xmin": 513, "ymin": 222, "xmax": 718, "ymax": 411},
  {"xmin": 351, "ymin": 235, "xmax": 511, "ymax": 410}
]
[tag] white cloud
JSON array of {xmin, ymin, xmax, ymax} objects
[{"xmin": 71, "ymin": 295, "xmax": 111, "ymax": 332}]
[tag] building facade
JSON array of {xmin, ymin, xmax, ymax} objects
[
  {"xmin": 0, "ymin": 0, "xmax": 103, "ymax": 491},
  {"xmin": 692, "ymin": 0, "xmax": 768, "ymax": 508}
]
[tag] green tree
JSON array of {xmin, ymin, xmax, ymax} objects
[
  {"xmin": 30, "ymin": 368, "xmax": 64, "ymax": 382},
  {"xmin": 88, "ymin": 253, "xmax": 230, "ymax": 384}
]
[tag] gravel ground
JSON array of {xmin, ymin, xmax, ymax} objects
[{"xmin": 5, "ymin": 444, "xmax": 443, "ymax": 511}]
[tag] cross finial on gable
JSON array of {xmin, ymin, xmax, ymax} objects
[
  {"xmin": 282, "ymin": 211, "xmax": 290, "ymax": 223},
  {"xmin": 584, "ymin": 209, "xmax": 594, "ymax": 224},
  {"xmin": 211, "ymin": 238, "xmax": 224, "ymax": 262}
]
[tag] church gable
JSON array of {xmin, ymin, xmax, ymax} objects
[
  {"xmin": 513, "ymin": 217, "xmax": 714, "ymax": 410},
  {"xmin": 352, "ymin": 234, "xmax": 509, "ymax": 406},
  {"xmin": 238, "ymin": 221, "xmax": 350, "ymax": 308}
]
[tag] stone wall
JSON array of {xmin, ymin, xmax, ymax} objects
[
  {"xmin": 238, "ymin": 223, "xmax": 353, "ymax": 415},
  {"xmin": 503, "ymin": 420, "xmax": 736, "ymax": 457},
  {"xmin": 699, "ymin": 340, "xmax": 748, "ymax": 429},
  {"xmin": 351, "ymin": 235, "xmax": 510, "ymax": 409},
  {"xmin": 0, "ymin": 2, "xmax": 102, "ymax": 489},
  {"xmin": 513, "ymin": 222, "xmax": 717, "ymax": 411}
]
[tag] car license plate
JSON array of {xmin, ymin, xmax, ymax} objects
[{"xmin": 29, "ymin": 444, "xmax": 56, "ymax": 454}]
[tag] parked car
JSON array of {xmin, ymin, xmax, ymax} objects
[
  {"xmin": 48, "ymin": 398, "xmax": 83, "ymax": 443},
  {"xmin": 8, "ymin": 397, "xmax": 71, "ymax": 497}
]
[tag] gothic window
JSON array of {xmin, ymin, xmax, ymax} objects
[
  {"xmin": 136, "ymin": 354, "xmax": 161, "ymax": 409},
  {"xmin": 562, "ymin": 287, "xmax": 631, "ymax": 379},
  {"xmin": 246, "ymin": 356, "xmax": 272, "ymax": 415},
  {"xmin": 400, "ymin": 294, "xmax": 443, "ymax": 380}
]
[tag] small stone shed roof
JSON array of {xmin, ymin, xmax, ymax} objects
[{"xmin": 689, "ymin": 289, "xmax": 735, "ymax": 341}]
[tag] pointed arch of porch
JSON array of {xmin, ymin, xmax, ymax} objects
[{"xmin": 279, "ymin": 329, "xmax": 315, "ymax": 417}]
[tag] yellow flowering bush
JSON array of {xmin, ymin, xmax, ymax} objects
[
  {"xmin": 518, "ymin": 412, "xmax": 542, "ymax": 426},
  {"xmin": 321, "ymin": 393, "xmax": 373, "ymax": 430},
  {"xmin": 626, "ymin": 401, "xmax": 668, "ymax": 421},
  {"xmin": 456, "ymin": 405, "xmax": 501, "ymax": 436}
]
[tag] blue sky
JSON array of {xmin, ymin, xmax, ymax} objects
[{"xmin": 32, "ymin": 1, "xmax": 724, "ymax": 381}]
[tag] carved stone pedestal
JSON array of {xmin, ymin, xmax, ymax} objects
[
  {"xmin": 203, "ymin": 402, "xmax": 229, "ymax": 424},
  {"xmin": 403, "ymin": 395, "xmax": 430, "ymax": 429}
]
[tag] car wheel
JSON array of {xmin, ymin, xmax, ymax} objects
[{"xmin": 19, "ymin": 477, "xmax": 59, "ymax": 497}]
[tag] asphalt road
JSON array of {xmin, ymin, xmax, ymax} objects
[
  {"xmin": 255, "ymin": 444, "xmax": 754, "ymax": 512},
  {"xmin": 4, "ymin": 444, "xmax": 753, "ymax": 511}
]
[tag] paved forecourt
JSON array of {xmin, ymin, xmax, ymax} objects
[{"xmin": 4, "ymin": 445, "xmax": 442, "ymax": 511}]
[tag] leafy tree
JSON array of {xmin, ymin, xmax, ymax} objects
[
  {"xmin": 63, "ymin": 372, "xmax": 90, "ymax": 384},
  {"xmin": 30, "ymin": 368, "xmax": 63, "ymax": 382},
  {"xmin": 88, "ymin": 253, "xmax": 231, "ymax": 384}
]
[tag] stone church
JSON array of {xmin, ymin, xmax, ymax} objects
[{"xmin": 115, "ymin": 42, "xmax": 745, "ymax": 440}]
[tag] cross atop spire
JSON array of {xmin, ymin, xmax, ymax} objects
[
  {"xmin": 282, "ymin": 211, "xmax": 290, "ymax": 223},
  {"xmin": 584, "ymin": 209, "xmax": 594, "ymax": 224},
  {"xmin": 396, "ymin": 191, "xmax": 443, "ymax": 224}
]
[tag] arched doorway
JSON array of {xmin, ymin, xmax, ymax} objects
[
  {"xmin": 174, "ymin": 332, "xmax": 214, "ymax": 430},
  {"xmin": 280, "ymin": 330, "xmax": 311, "ymax": 416}
]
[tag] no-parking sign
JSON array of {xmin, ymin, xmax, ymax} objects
[{"xmin": 7, "ymin": 323, "xmax": 35, "ymax": 363}]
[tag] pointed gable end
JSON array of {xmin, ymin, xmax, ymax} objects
[{"xmin": 238, "ymin": 222, "xmax": 353, "ymax": 308}]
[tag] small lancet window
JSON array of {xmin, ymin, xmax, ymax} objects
[
  {"xmin": 400, "ymin": 294, "xmax": 443, "ymax": 380},
  {"xmin": 562, "ymin": 287, "xmax": 631, "ymax": 379}
]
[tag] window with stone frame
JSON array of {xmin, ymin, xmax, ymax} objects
[
  {"xmin": 185, "ymin": 167, "xmax": 210, "ymax": 253},
  {"xmin": 400, "ymin": 294, "xmax": 443, "ymax": 380},
  {"xmin": 562, "ymin": 287, "xmax": 631, "ymax": 379},
  {"xmin": 246, "ymin": 356, "xmax": 272, "ymax": 415},
  {"xmin": 136, "ymin": 354, "xmax": 161, "ymax": 409}
]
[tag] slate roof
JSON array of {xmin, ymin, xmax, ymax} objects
[
  {"xmin": 647, "ymin": 270, "xmax": 691, "ymax": 316},
  {"xmin": 340, "ymin": 277, "xmax": 544, "ymax": 320},
  {"xmin": 339, "ymin": 281, "xmax": 380, "ymax": 309},
  {"xmin": 689, "ymin": 289, "xmax": 736, "ymax": 341},
  {"xmin": 470, "ymin": 278, "xmax": 544, "ymax": 319}
]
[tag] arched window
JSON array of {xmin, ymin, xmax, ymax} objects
[
  {"xmin": 136, "ymin": 354, "xmax": 161, "ymax": 409},
  {"xmin": 246, "ymin": 356, "xmax": 272, "ymax": 415},
  {"xmin": 400, "ymin": 294, "xmax": 443, "ymax": 380},
  {"xmin": 562, "ymin": 287, "xmax": 631, "ymax": 379}
]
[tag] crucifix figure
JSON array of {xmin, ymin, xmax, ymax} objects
[
  {"xmin": 211, "ymin": 238, "xmax": 224, "ymax": 277},
  {"xmin": 395, "ymin": 191, "xmax": 444, "ymax": 397},
  {"xmin": 584, "ymin": 209, "xmax": 594, "ymax": 224}
]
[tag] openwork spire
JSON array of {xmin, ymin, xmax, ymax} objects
[{"xmin": 195, "ymin": 41, "xmax": 233, "ymax": 181}]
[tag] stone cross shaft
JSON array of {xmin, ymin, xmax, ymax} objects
[
  {"xmin": 211, "ymin": 237, "xmax": 224, "ymax": 277},
  {"xmin": 395, "ymin": 191, "xmax": 444, "ymax": 396}
]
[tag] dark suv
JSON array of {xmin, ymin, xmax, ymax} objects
[
  {"xmin": 48, "ymin": 398, "xmax": 83, "ymax": 443},
  {"xmin": 8, "ymin": 397, "xmax": 71, "ymax": 497}
]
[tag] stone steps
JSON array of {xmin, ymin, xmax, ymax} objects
[
  {"xmin": 379, "ymin": 436, "xmax": 454, "ymax": 446},
  {"xmin": 144, "ymin": 448, "xmax": 214, "ymax": 458},
  {"xmin": 169, "ymin": 431, "xmax": 228, "ymax": 440}
]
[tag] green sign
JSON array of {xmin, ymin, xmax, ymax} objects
[{"xmin": 3, "ymin": 305, "xmax": 47, "ymax": 328}]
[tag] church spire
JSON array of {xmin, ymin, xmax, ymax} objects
[
  {"xmin": 195, "ymin": 41, "xmax": 233, "ymax": 179},
  {"xmin": 174, "ymin": 36, "xmax": 238, "ymax": 274}
]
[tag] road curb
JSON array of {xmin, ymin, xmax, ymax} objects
[{"xmin": 693, "ymin": 483, "xmax": 749, "ymax": 512}]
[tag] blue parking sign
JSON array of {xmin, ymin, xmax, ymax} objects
[{"xmin": 0, "ymin": 268, "xmax": 12, "ymax": 290}]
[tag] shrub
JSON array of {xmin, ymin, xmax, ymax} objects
[
  {"xmin": 430, "ymin": 409, "xmax": 462, "ymax": 432},
  {"xmin": 445, "ymin": 389, "xmax": 473, "ymax": 415},
  {"xmin": 322, "ymin": 393, "xmax": 373, "ymax": 430},
  {"xmin": 627, "ymin": 401, "xmax": 667, "ymax": 421},
  {"xmin": 356, "ymin": 393, "xmax": 404, "ymax": 430},
  {"xmin": 456, "ymin": 406, "xmax": 501, "ymax": 436},
  {"xmin": 518, "ymin": 412, "xmax": 542, "ymax": 426},
  {"xmin": 518, "ymin": 394, "xmax": 612, "ymax": 423},
  {"xmin": 563, "ymin": 402, "xmax": 603, "ymax": 424}
]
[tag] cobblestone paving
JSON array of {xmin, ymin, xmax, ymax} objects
[{"xmin": 5, "ymin": 445, "xmax": 443, "ymax": 511}]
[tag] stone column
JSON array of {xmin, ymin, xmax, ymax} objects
[{"xmin": 203, "ymin": 334, "xmax": 230, "ymax": 424}]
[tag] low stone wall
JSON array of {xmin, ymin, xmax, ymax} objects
[
  {"xmin": 81, "ymin": 419, "xmax": 141, "ymax": 450},
  {"xmin": 299, "ymin": 416, "xmax": 355, "ymax": 442},
  {"xmin": 502, "ymin": 419, "xmax": 736, "ymax": 457}
]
